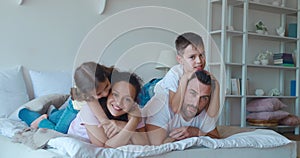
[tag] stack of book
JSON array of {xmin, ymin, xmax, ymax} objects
[{"xmin": 273, "ymin": 53, "xmax": 294, "ymax": 67}]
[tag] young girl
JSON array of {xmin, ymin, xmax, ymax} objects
[
  {"xmin": 18, "ymin": 62, "xmax": 118, "ymax": 134},
  {"xmin": 68, "ymin": 71, "xmax": 149, "ymax": 147}
]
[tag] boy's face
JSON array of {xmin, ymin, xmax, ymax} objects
[{"xmin": 176, "ymin": 44, "xmax": 206, "ymax": 73}]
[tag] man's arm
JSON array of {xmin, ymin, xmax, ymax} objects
[
  {"xmin": 145, "ymin": 124, "xmax": 168, "ymax": 145},
  {"xmin": 168, "ymin": 126, "xmax": 220, "ymax": 141}
]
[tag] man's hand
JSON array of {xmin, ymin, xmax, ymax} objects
[{"xmin": 169, "ymin": 126, "xmax": 201, "ymax": 140}]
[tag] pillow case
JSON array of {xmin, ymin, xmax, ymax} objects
[
  {"xmin": 0, "ymin": 66, "xmax": 29, "ymax": 118},
  {"xmin": 246, "ymin": 110, "xmax": 289, "ymax": 121},
  {"xmin": 246, "ymin": 98, "xmax": 287, "ymax": 112},
  {"xmin": 29, "ymin": 70, "xmax": 72, "ymax": 98},
  {"xmin": 9, "ymin": 94, "xmax": 69, "ymax": 120},
  {"xmin": 279, "ymin": 115, "xmax": 300, "ymax": 126}
]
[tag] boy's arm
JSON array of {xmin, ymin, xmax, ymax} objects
[
  {"xmin": 169, "ymin": 72, "xmax": 192, "ymax": 113},
  {"xmin": 206, "ymin": 76, "xmax": 220, "ymax": 117}
]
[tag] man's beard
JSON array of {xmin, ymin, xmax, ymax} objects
[{"xmin": 181, "ymin": 104, "xmax": 200, "ymax": 119}]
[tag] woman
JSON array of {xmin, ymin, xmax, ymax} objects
[{"xmin": 68, "ymin": 71, "xmax": 149, "ymax": 147}]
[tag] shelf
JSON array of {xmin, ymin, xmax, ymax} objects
[
  {"xmin": 210, "ymin": 30, "xmax": 244, "ymax": 37},
  {"xmin": 247, "ymin": 64, "xmax": 297, "ymax": 70},
  {"xmin": 248, "ymin": 32, "xmax": 298, "ymax": 42},
  {"xmin": 212, "ymin": 0, "xmax": 297, "ymax": 15},
  {"xmin": 246, "ymin": 95, "xmax": 297, "ymax": 99},
  {"xmin": 209, "ymin": 0, "xmax": 299, "ymax": 134},
  {"xmin": 226, "ymin": 95, "xmax": 243, "ymax": 98},
  {"xmin": 226, "ymin": 62, "xmax": 243, "ymax": 66},
  {"xmin": 211, "ymin": 0, "xmax": 244, "ymax": 6},
  {"xmin": 246, "ymin": 124, "xmax": 299, "ymax": 129},
  {"xmin": 236, "ymin": 1, "xmax": 298, "ymax": 15}
]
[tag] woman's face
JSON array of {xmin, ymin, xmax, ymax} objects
[{"xmin": 106, "ymin": 81, "xmax": 136, "ymax": 117}]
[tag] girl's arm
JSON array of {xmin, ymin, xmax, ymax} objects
[{"xmin": 87, "ymin": 100, "xmax": 108, "ymax": 123}]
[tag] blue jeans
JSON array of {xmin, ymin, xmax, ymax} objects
[{"xmin": 18, "ymin": 99, "xmax": 78, "ymax": 134}]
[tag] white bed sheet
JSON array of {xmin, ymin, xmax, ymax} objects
[{"xmin": 0, "ymin": 118, "xmax": 297, "ymax": 158}]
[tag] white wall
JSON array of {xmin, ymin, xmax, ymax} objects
[{"xmin": 0, "ymin": 0, "xmax": 207, "ymax": 83}]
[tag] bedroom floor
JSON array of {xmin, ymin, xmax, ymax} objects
[{"xmin": 281, "ymin": 132, "xmax": 300, "ymax": 158}]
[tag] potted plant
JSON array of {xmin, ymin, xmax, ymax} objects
[
  {"xmin": 255, "ymin": 20, "xmax": 268, "ymax": 34},
  {"xmin": 256, "ymin": 50, "xmax": 272, "ymax": 65}
]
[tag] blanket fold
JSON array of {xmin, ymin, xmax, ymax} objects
[{"xmin": 12, "ymin": 128, "xmax": 65, "ymax": 149}]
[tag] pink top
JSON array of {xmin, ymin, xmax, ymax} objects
[{"xmin": 68, "ymin": 104, "xmax": 145, "ymax": 141}]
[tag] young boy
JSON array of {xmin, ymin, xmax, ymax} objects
[{"xmin": 145, "ymin": 32, "xmax": 220, "ymax": 144}]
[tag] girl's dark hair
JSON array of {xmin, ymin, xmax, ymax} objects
[
  {"xmin": 71, "ymin": 62, "xmax": 113, "ymax": 101},
  {"xmin": 175, "ymin": 32, "xmax": 204, "ymax": 55},
  {"xmin": 100, "ymin": 71, "xmax": 143, "ymax": 121}
]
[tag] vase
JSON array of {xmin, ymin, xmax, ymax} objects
[
  {"xmin": 260, "ymin": 59, "xmax": 269, "ymax": 65},
  {"xmin": 256, "ymin": 30, "xmax": 264, "ymax": 34},
  {"xmin": 253, "ymin": 60, "xmax": 260, "ymax": 65}
]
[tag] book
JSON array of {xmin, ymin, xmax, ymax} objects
[{"xmin": 231, "ymin": 78, "xmax": 240, "ymax": 95}]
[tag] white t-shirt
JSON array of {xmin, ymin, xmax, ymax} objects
[
  {"xmin": 146, "ymin": 103, "xmax": 216, "ymax": 134},
  {"xmin": 142, "ymin": 64, "xmax": 183, "ymax": 117}
]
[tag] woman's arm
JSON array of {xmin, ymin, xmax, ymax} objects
[
  {"xmin": 85, "ymin": 124, "xmax": 107, "ymax": 147},
  {"xmin": 104, "ymin": 117, "xmax": 139, "ymax": 148},
  {"xmin": 129, "ymin": 127, "xmax": 149, "ymax": 146}
]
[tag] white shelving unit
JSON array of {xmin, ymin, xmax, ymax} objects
[{"xmin": 208, "ymin": 0, "xmax": 300, "ymax": 134}]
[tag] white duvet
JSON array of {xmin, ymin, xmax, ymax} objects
[
  {"xmin": 48, "ymin": 129, "xmax": 292, "ymax": 158},
  {"xmin": 0, "ymin": 118, "xmax": 292, "ymax": 158}
]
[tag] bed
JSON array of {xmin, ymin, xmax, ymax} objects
[{"xmin": 0, "ymin": 65, "xmax": 297, "ymax": 158}]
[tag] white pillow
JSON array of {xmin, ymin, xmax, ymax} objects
[
  {"xmin": 29, "ymin": 70, "xmax": 72, "ymax": 98},
  {"xmin": 0, "ymin": 66, "xmax": 29, "ymax": 118}
]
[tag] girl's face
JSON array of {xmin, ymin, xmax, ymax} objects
[
  {"xmin": 106, "ymin": 81, "xmax": 136, "ymax": 117},
  {"xmin": 177, "ymin": 44, "xmax": 206, "ymax": 73},
  {"xmin": 93, "ymin": 78, "xmax": 111, "ymax": 99}
]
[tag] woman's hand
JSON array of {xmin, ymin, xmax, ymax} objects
[
  {"xmin": 100, "ymin": 120, "xmax": 126, "ymax": 138},
  {"xmin": 128, "ymin": 103, "xmax": 141, "ymax": 122}
]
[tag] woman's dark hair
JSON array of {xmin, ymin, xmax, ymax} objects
[
  {"xmin": 100, "ymin": 71, "xmax": 143, "ymax": 121},
  {"xmin": 175, "ymin": 32, "xmax": 204, "ymax": 55},
  {"xmin": 71, "ymin": 62, "xmax": 113, "ymax": 101},
  {"xmin": 110, "ymin": 70, "xmax": 143, "ymax": 101}
]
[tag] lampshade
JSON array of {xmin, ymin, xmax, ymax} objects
[{"xmin": 155, "ymin": 50, "xmax": 177, "ymax": 71}]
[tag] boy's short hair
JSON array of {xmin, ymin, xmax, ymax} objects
[{"xmin": 175, "ymin": 32, "xmax": 204, "ymax": 55}]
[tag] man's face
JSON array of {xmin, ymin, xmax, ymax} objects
[{"xmin": 180, "ymin": 77, "xmax": 211, "ymax": 121}]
